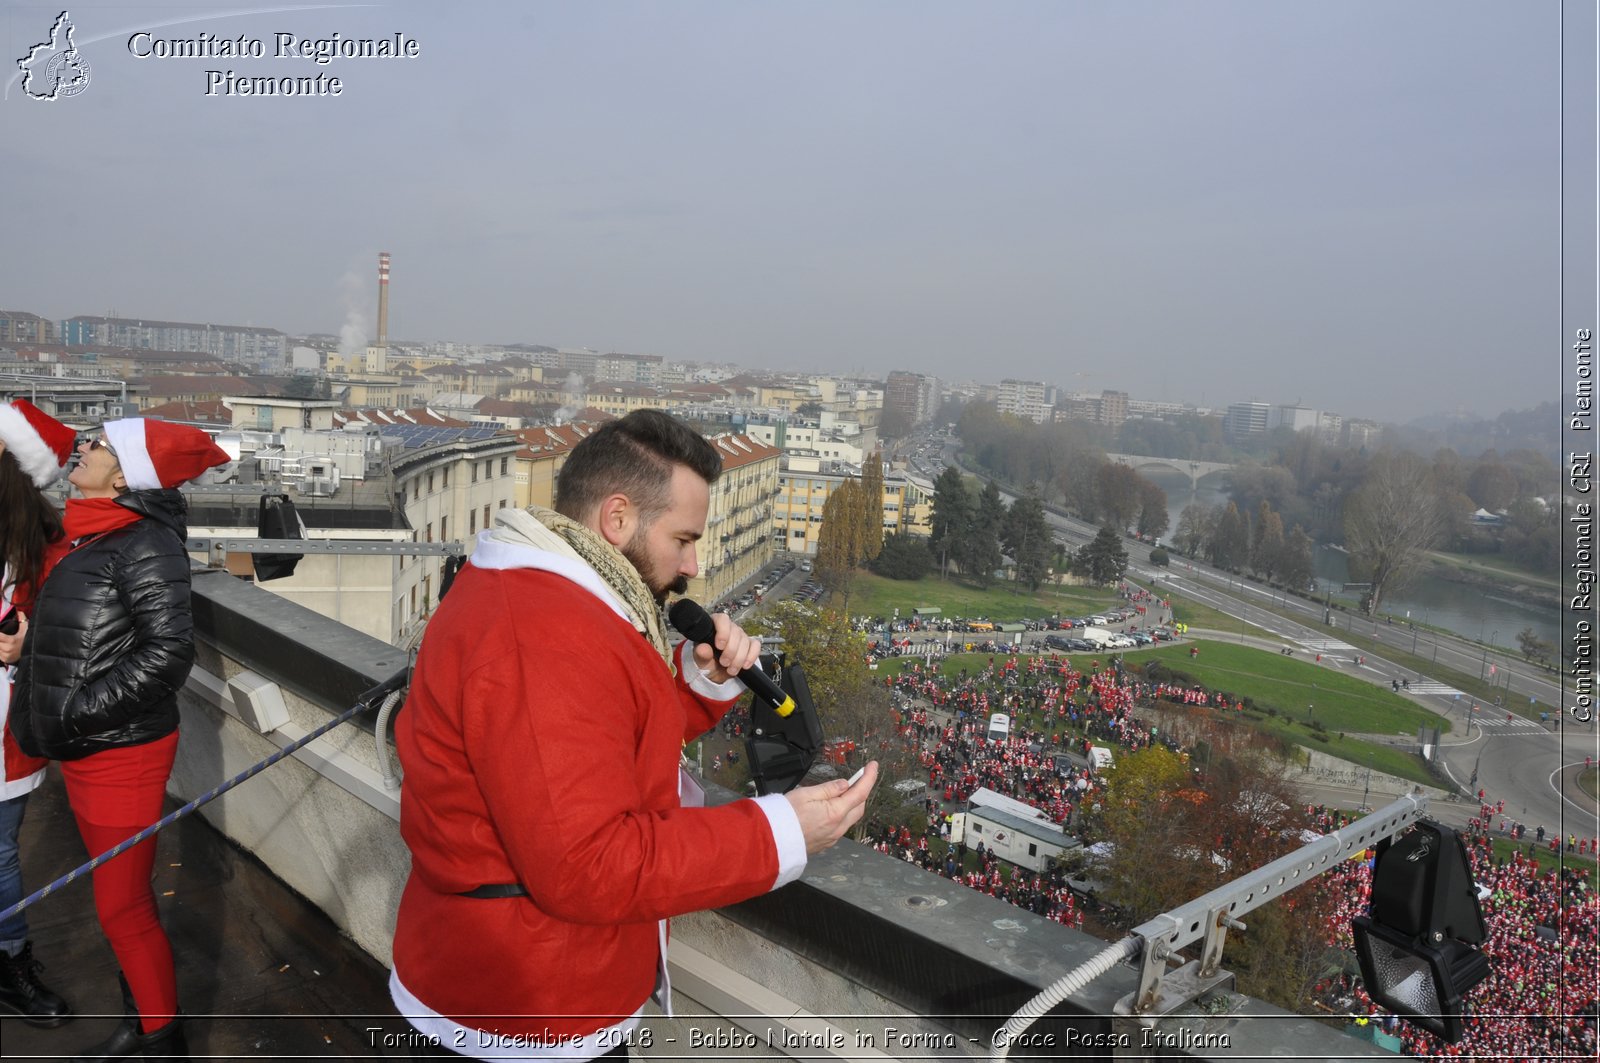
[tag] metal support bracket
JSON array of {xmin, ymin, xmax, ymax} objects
[
  {"xmin": 187, "ymin": 537, "xmax": 466, "ymax": 559},
  {"xmin": 1112, "ymin": 961, "xmax": 1237, "ymax": 1060},
  {"xmin": 1114, "ymin": 794, "xmax": 1428, "ymax": 1022}
]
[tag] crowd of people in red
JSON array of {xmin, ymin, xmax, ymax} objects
[
  {"xmin": 1311, "ymin": 803, "xmax": 1597, "ymax": 1059},
  {"xmin": 856, "ymin": 653, "xmax": 1599, "ymax": 1059},
  {"xmin": 844, "ymin": 654, "xmax": 1244, "ymax": 933},
  {"xmin": 859, "ymin": 817, "xmax": 1088, "ymax": 929}
]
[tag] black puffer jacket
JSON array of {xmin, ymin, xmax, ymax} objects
[{"xmin": 12, "ymin": 489, "xmax": 195, "ymax": 761}]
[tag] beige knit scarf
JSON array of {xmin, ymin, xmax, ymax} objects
[{"xmin": 488, "ymin": 506, "xmax": 672, "ymax": 667}]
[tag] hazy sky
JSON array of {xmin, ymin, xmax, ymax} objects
[{"xmin": 1, "ymin": 1, "xmax": 1579, "ymax": 424}]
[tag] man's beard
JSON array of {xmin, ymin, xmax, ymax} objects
[{"xmin": 622, "ymin": 533, "xmax": 688, "ymax": 606}]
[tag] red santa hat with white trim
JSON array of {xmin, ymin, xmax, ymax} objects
[
  {"xmin": 101, "ymin": 418, "xmax": 232, "ymax": 490},
  {"xmin": 0, "ymin": 399, "xmax": 77, "ymax": 487}
]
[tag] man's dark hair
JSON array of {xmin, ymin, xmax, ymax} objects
[{"xmin": 555, "ymin": 409, "xmax": 722, "ymax": 524}]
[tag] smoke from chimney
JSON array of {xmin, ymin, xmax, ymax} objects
[
  {"xmin": 377, "ymin": 251, "xmax": 391, "ymax": 348},
  {"xmin": 553, "ymin": 371, "xmax": 587, "ymax": 423},
  {"xmin": 338, "ymin": 267, "xmax": 369, "ymax": 359}
]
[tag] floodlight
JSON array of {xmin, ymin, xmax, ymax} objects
[{"xmin": 1351, "ymin": 820, "xmax": 1490, "ymax": 1043}]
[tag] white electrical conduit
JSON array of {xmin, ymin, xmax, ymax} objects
[
  {"xmin": 989, "ymin": 936, "xmax": 1141, "ymax": 1061},
  {"xmin": 375, "ymin": 689, "xmax": 404, "ymax": 790}
]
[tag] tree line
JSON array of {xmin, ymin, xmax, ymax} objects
[
  {"xmin": 921, "ymin": 468, "xmax": 1131, "ymax": 589},
  {"xmin": 954, "ymin": 401, "xmax": 1563, "ymax": 613},
  {"xmin": 1169, "ymin": 498, "xmax": 1316, "ymax": 592}
]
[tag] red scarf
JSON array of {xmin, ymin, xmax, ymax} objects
[{"xmin": 64, "ymin": 497, "xmax": 143, "ymax": 543}]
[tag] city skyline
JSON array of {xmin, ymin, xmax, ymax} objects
[{"xmin": 2, "ymin": 1, "xmax": 1572, "ymax": 426}]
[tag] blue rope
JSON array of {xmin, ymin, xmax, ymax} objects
[{"xmin": 1, "ymin": 685, "xmax": 398, "ymax": 925}]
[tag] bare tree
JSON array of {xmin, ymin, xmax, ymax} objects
[
  {"xmin": 1342, "ymin": 450, "xmax": 1448, "ymax": 614},
  {"xmin": 1209, "ymin": 501, "xmax": 1250, "ymax": 570},
  {"xmin": 1279, "ymin": 524, "xmax": 1316, "ymax": 592},
  {"xmin": 1095, "ymin": 462, "xmax": 1145, "ymax": 532},
  {"xmin": 816, "ymin": 478, "xmax": 866, "ymax": 606},
  {"xmin": 1172, "ymin": 503, "xmax": 1213, "ymax": 558},
  {"xmin": 1249, "ymin": 501, "xmax": 1285, "ymax": 580},
  {"xmin": 858, "ymin": 453, "xmax": 886, "ymax": 563}
]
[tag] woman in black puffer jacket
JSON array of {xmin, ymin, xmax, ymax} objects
[{"xmin": 13, "ymin": 417, "xmax": 228, "ymax": 1063}]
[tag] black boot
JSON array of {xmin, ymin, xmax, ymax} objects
[
  {"xmin": 70, "ymin": 1014, "xmax": 189, "ymax": 1062},
  {"xmin": 0, "ymin": 940, "xmax": 72, "ymax": 1027},
  {"xmin": 70, "ymin": 974, "xmax": 188, "ymax": 1062},
  {"xmin": 134, "ymin": 1016, "xmax": 190, "ymax": 1062},
  {"xmin": 69, "ymin": 1009, "xmax": 141, "ymax": 1062}
]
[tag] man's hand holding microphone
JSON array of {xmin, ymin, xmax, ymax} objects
[{"xmin": 671, "ymin": 599, "xmax": 877, "ymax": 854}]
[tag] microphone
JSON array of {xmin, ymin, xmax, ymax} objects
[{"xmin": 668, "ymin": 598, "xmax": 796, "ymax": 718}]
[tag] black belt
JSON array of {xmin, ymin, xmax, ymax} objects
[{"xmin": 457, "ymin": 883, "xmax": 528, "ymax": 899}]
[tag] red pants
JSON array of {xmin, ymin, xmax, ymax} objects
[{"xmin": 61, "ymin": 731, "xmax": 179, "ymax": 1032}]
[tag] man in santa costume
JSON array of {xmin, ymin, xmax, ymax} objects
[{"xmin": 390, "ymin": 410, "xmax": 876, "ymax": 1060}]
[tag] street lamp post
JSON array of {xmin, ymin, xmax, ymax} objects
[
  {"xmin": 1480, "ymin": 630, "xmax": 1498, "ymax": 682},
  {"xmin": 1362, "ymin": 753, "xmax": 1373, "ymax": 811}
]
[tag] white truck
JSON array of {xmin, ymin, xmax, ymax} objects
[{"xmin": 1079, "ymin": 626, "xmax": 1115, "ymax": 649}]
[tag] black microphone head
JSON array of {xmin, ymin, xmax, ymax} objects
[{"xmin": 668, "ymin": 598, "xmax": 717, "ymax": 645}]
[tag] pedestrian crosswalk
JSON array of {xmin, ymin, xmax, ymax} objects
[
  {"xmin": 1408, "ymin": 680, "xmax": 1460, "ymax": 696},
  {"xmin": 1468, "ymin": 713, "xmax": 1551, "ymax": 736},
  {"xmin": 1298, "ymin": 638, "xmax": 1360, "ymax": 655}
]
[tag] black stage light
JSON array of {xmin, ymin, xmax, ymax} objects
[{"xmin": 1351, "ymin": 820, "xmax": 1490, "ymax": 1043}]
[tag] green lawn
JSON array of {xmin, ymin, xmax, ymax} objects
[
  {"xmin": 1160, "ymin": 581, "xmax": 1553, "ymax": 720},
  {"xmin": 840, "ymin": 570, "xmax": 1118, "ymax": 622},
  {"xmin": 1123, "ymin": 643, "xmax": 1445, "ymax": 736}
]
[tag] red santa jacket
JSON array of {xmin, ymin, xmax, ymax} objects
[{"xmin": 389, "ymin": 535, "xmax": 804, "ymax": 1056}]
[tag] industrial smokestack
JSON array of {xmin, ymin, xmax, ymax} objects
[{"xmin": 377, "ymin": 251, "xmax": 390, "ymax": 348}]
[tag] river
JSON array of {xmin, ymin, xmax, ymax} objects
[
  {"xmin": 1310, "ymin": 546, "xmax": 1560, "ymax": 651},
  {"xmin": 1144, "ymin": 471, "xmax": 1561, "ymax": 652}
]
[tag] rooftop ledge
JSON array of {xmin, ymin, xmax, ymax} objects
[{"xmin": 176, "ymin": 568, "xmax": 1385, "ymax": 1060}]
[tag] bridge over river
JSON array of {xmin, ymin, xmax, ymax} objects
[{"xmin": 1104, "ymin": 451, "xmax": 1235, "ymax": 488}]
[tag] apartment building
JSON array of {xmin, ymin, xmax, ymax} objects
[{"xmin": 773, "ymin": 460, "xmax": 932, "ymax": 556}]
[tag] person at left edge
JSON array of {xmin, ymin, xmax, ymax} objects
[
  {"xmin": 0, "ymin": 399, "xmax": 76, "ymax": 1027},
  {"xmin": 12, "ymin": 417, "xmax": 230, "ymax": 1063}
]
